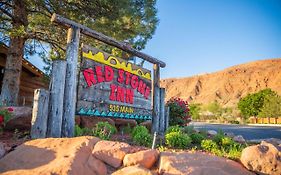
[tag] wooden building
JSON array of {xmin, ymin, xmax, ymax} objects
[{"xmin": 0, "ymin": 44, "xmax": 49, "ymax": 106}]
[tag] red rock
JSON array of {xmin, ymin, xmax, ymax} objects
[
  {"xmin": 112, "ymin": 165, "xmax": 154, "ymax": 175},
  {"xmin": 159, "ymin": 151, "xmax": 254, "ymax": 175},
  {"xmin": 233, "ymin": 135, "xmax": 246, "ymax": 143},
  {"xmin": 0, "ymin": 142, "xmax": 5, "ymax": 159},
  {"xmin": 240, "ymin": 141, "xmax": 281, "ymax": 175},
  {"xmin": 80, "ymin": 116, "xmax": 115, "ymax": 129},
  {"xmin": 75, "ymin": 116, "xmax": 81, "ymax": 126},
  {"xmin": 2, "ymin": 106, "xmax": 32, "ymax": 131},
  {"xmin": 123, "ymin": 149, "xmax": 159, "ymax": 169},
  {"xmin": 93, "ymin": 140, "xmax": 132, "ymax": 168},
  {"xmin": 140, "ymin": 121, "xmax": 152, "ymax": 131},
  {"xmin": 112, "ymin": 118, "xmax": 137, "ymax": 130},
  {"xmin": 87, "ymin": 155, "xmax": 107, "ymax": 175},
  {"xmin": 0, "ymin": 136, "xmax": 102, "ymax": 175}
]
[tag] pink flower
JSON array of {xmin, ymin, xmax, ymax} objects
[{"xmin": 7, "ymin": 107, "xmax": 13, "ymax": 112}]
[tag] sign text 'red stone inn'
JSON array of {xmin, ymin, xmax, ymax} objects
[{"xmin": 76, "ymin": 45, "xmax": 152, "ymax": 120}]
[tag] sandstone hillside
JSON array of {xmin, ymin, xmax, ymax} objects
[{"xmin": 161, "ymin": 59, "xmax": 281, "ymax": 107}]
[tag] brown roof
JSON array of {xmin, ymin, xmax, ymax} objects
[{"xmin": 0, "ymin": 43, "xmax": 45, "ymax": 77}]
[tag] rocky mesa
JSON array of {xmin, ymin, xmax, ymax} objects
[{"xmin": 161, "ymin": 58, "xmax": 281, "ymax": 107}]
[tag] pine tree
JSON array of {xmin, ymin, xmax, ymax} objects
[{"xmin": 0, "ymin": 0, "xmax": 158, "ymax": 105}]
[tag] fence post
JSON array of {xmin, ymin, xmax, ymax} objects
[
  {"xmin": 165, "ymin": 106, "xmax": 170, "ymax": 131},
  {"xmin": 47, "ymin": 60, "xmax": 67, "ymax": 138},
  {"xmin": 31, "ymin": 89, "xmax": 49, "ymax": 139},
  {"xmin": 62, "ymin": 27, "xmax": 80, "ymax": 137},
  {"xmin": 152, "ymin": 64, "xmax": 160, "ymax": 133},
  {"xmin": 159, "ymin": 88, "xmax": 166, "ymax": 135}
]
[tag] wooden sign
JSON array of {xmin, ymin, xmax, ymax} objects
[{"xmin": 76, "ymin": 45, "xmax": 152, "ymax": 120}]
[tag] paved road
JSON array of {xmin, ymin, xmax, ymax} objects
[{"xmin": 192, "ymin": 122, "xmax": 281, "ymax": 140}]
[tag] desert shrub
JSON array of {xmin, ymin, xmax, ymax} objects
[
  {"xmin": 75, "ymin": 125, "xmax": 84, "ymax": 136},
  {"xmin": 212, "ymin": 130, "xmax": 224, "ymax": 145},
  {"xmin": 201, "ymin": 139, "xmax": 218, "ymax": 152},
  {"xmin": 132, "ymin": 125, "xmax": 148, "ymax": 137},
  {"xmin": 221, "ymin": 137, "xmax": 234, "ymax": 148},
  {"xmin": 189, "ymin": 103, "xmax": 202, "ymax": 120},
  {"xmin": 226, "ymin": 143, "xmax": 245, "ymax": 160},
  {"xmin": 165, "ymin": 131, "xmax": 192, "ymax": 149},
  {"xmin": 131, "ymin": 125, "xmax": 152, "ymax": 147},
  {"xmin": 182, "ymin": 125, "xmax": 194, "ymax": 135},
  {"xmin": 167, "ymin": 98, "xmax": 191, "ymax": 126},
  {"xmin": 165, "ymin": 125, "xmax": 181, "ymax": 134},
  {"xmin": 74, "ymin": 125, "xmax": 94, "ymax": 137},
  {"xmin": 121, "ymin": 123, "xmax": 133, "ymax": 134},
  {"xmin": 93, "ymin": 122, "xmax": 117, "ymax": 140},
  {"xmin": 202, "ymin": 136, "xmax": 245, "ymax": 160},
  {"xmin": 229, "ymin": 120, "xmax": 240, "ymax": 124},
  {"xmin": 190, "ymin": 133, "xmax": 206, "ymax": 144}
]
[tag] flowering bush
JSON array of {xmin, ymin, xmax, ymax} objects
[
  {"xmin": 167, "ymin": 98, "xmax": 191, "ymax": 126},
  {"xmin": 93, "ymin": 122, "xmax": 117, "ymax": 140},
  {"xmin": 0, "ymin": 107, "xmax": 13, "ymax": 129}
]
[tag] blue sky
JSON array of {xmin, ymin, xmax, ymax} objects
[
  {"xmin": 143, "ymin": 0, "xmax": 281, "ymax": 78},
  {"xmin": 29, "ymin": 0, "xmax": 281, "ymax": 79}
]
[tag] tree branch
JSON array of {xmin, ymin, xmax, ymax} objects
[
  {"xmin": 26, "ymin": 31, "xmax": 65, "ymax": 51},
  {"xmin": 0, "ymin": 6, "xmax": 13, "ymax": 20}
]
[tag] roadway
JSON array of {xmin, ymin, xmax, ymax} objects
[{"xmin": 192, "ymin": 122, "xmax": 281, "ymax": 140}]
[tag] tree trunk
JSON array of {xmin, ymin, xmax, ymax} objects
[{"xmin": 0, "ymin": 0, "xmax": 27, "ymax": 106}]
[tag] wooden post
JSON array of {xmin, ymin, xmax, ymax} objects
[
  {"xmin": 62, "ymin": 27, "xmax": 80, "ymax": 137},
  {"xmin": 165, "ymin": 106, "xmax": 170, "ymax": 130},
  {"xmin": 47, "ymin": 60, "xmax": 67, "ymax": 138},
  {"xmin": 159, "ymin": 88, "xmax": 166, "ymax": 135},
  {"xmin": 152, "ymin": 64, "xmax": 160, "ymax": 133},
  {"xmin": 31, "ymin": 89, "xmax": 49, "ymax": 139}
]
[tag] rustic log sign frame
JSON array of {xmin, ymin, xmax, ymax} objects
[{"xmin": 31, "ymin": 14, "xmax": 168, "ymax": 138}]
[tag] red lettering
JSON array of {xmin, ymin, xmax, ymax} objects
[
  {"xmin": 138, "ymin": 80, "xmax": 146, "ymax": 95},
  {"xmin": 95, "ymin": 66, "xmax": 104, "ymax": 83},
  {"xmin": 109, "ymin": 84, "xmax": 117, "ymax": 101},
  {"xmin": 104, "ymin": 66, "xmax": 114, "ymax": 82},
  {"xmin": 144, "ymin": 86, "xmax": 151, "ymax": 99},
  {"xmin": 131, "ymin": 75, "xmax": 138, "ymax": 89},
  {"xmin": 125, "ymin": 72, "xmax": 131, "ymax": 85},
  {"xmin": 117, "ymin": 69, "xmax": 124, "ymax": 84},
  {"xmin": 116, "ymin": 86, "xmax": 125, "ymax": 102},
  {"xmin": 126, "ymin": 88, "xmax": 134, "ymax": 104},
  {"xmin": 83, "ymin": 68, "xmax": 96, "ymax": 87}
]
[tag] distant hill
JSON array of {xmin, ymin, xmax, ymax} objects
[{"xmin": 161, "ymin": 59, "xmax": 281, "ymax": 107}]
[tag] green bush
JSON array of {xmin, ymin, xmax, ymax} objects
[
  {"xmin": 221, "ymin": 137, "xmax": 234, "ymax": 147},
  {"xmin": 132, "ymin": 125, "xmax": 148, "ymax": 137},
  {"xmin": 182, "ymin": 125, "xmax": 194, "ymax": 135},
  {"xmin": 202, "ymin": 137, "xmax": 245, "ymax": 160},
  {"xmin": 131, "ymin": 125, "xmax": 152, "ymax": 147},
  {"xmin": 165, "ymin": 125, "xmax": 181, "ymax": 134},
  {"xmin": 226, "ymin": 143, "xmax": 245, "ymax": 160},
  {"xmin": 165, "ymin": 131, "xmax": 191, "ymax": 149},
  {"xmin": 74, "ymin": 125, "xmax": 92, "ymax": 137},
  {"xmin": 201, "ymin": 139, "xmax": 218, "ymax": 152},
  {"xmin": 229, "ymin": 120, "xmax": 240, "ymax": 124},
  {"xmin": 190, "ymin": 133, "xmax": 206, "ymax": 144},
  {"xmin": 93, "ymin": 122, "xmax": 117, "ymax": 140},
  {"xmin": 212, "ymin": 131, "xmax": 224, "ymax": 145}
]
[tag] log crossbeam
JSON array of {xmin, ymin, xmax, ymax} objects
[{"xmin": 51, "ymin": 13, "xmax": 166, "ymax": 68}]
